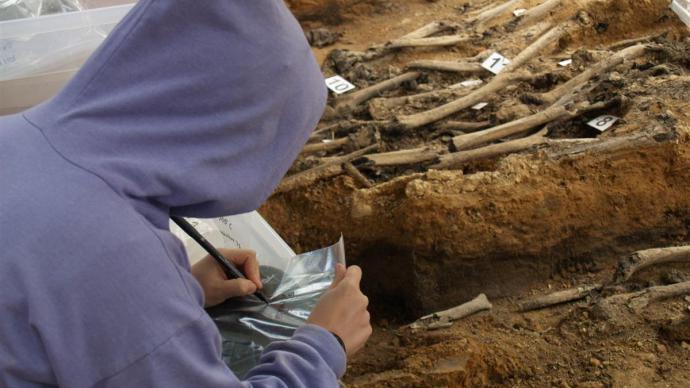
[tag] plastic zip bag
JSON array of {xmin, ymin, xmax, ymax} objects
[
  {"xmin": 170, "ymin": 212, "xmax": 346, "ymax": 377},
  {"xmin": 207, "ymin": 238, "xmax": 345, "ymax": 377}
]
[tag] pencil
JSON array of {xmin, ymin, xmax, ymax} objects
[{"xmin": 171, "ymin": 216, "xmax": 270, "ymax": 305}]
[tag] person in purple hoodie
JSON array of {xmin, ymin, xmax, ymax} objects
[{"xmin": 0, "ymin": 0, "xmax": 372, "ymax": 387}]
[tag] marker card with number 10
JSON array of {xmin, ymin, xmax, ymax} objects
[{"xmin": 325, "ymin": 75, "xmax": 356, "ymax": 94}]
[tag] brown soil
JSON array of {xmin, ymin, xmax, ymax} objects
[{"xmin": 272, "ymin": 0, "xmax": 690, "ymax": 386}]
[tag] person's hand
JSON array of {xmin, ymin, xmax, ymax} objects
[
  {"xmin": 191, "ymin": 248, "xmax": 262, "ymax": 307},
  {"xmin": 307, "ymin": 264, "xmax": 372, "ymax": 357}
]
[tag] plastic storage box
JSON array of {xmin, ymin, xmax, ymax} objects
[
  {"xmin": 0, "ymin": 2, "xmax": 134, "ymax": 115},
  {"xmin": 672, "ymin": 0, "xmax": 690, "ymax": 27}
]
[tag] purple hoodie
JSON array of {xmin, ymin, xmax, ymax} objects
[{"xmin": 0, "ymin": 1, "xmax": 344, "ymax": 387}]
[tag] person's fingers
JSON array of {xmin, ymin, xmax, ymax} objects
[
  {"xmin": 219, "ymin": 248, "xmax": 256, "ymax": 266},
  {"xmin": 344, "ymin": 265, "xmax": 363, "ymax": 287},
  {"xmin": 220, "ymin": 279, "xmax": 257, "ymax": 298},
  {"xmin": 218, "ymin": 249, "xmax": 262, "ymax": 289},
  {"xmin": 239, "ymin": 254, "xmax": 262, "ymax": 289},
  {"xmin": 330, "ymin": 263, "xmax": 347, "ymax": 289}
]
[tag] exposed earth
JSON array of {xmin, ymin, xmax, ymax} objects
[{"xmin": 263, "ymin": 1, "xmax": 690, "ymax": 386}]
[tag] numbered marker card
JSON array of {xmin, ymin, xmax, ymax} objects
[
  {"xmin": 587, "ymin": 115, "xmax": 619, "ymax": 132},
  {"xmin": 325, "ymin": 75, "xmax": 356, "ymax": 94},
  {"xmin": 481, "ymin": 52, "xmax": 511, "ymax": 75}
]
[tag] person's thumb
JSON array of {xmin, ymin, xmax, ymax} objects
[
  {"xmin": 330, "ymin": 263, "xmax": 347, "ymax": 289},
  {"xmin": 221, "ymin": 279, "xmax": 257, "ymax": 298}
]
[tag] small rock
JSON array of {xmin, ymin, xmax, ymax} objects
[
  {"xmin": 304, "ymin": 28, "xmax": 341, "ymax": 48},
  {"xmin": 638, "ymin": 352, "xmax": 657, "ymax": 363},
  {"xmin": 555, "ymin": 379, "xmax": 571, "ymax": 388},
  {"xmin": 351, "ymin": 196, "xmax": 373, "ymax": 218},
  {"xmin": 589, "ymin": 357, "xmax": 602, "ymax": 368},
  {"xmin": 656, "ymin": 343, "xmax": 668, "ymax": 354},
  {"xmin": 682, "ymin": 342, "xmax": 690, "ymax": 350},
  {"xmin": 404, "ymin": 179, "xmax": 429, "ymax": 198},
  {"xmin": 608, "ymin": 72, "xmax": 623, "ymax": 82}
]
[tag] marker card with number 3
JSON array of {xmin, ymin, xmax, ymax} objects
[{"xmin": 481, "ymin": 52, "xmax": 511, "ymax": 75}]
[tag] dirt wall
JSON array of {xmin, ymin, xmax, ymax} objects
[
  {"xmin": 262, "ymin": 141, "xmax": 690, "ymax": 319},
  {"xmin": 286, "ymin": 0, "xmax": 392, "ymax": 24}
]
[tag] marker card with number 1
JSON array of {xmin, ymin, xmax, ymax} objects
[{"xmin": 481, "ymin": 52, "xmax": 511, "ymax": 75}]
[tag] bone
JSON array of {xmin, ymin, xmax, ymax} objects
[
  {"xmin": 433, "ymin": 130, "xmax": 603, "ymax": 170},
  {"xmin": 434, "ymin": 130, "xmax": 547, "ymax": 169},
  {"xmin": 360, "ymin": 147, "xmax": 440, "ymax": 167},
  {"xmin": 334, "ymin": 71, "xmax": 421, "ymax": 116},
  {"xmin": 516, "ymin": 0, "xmax": 563, "ymax": 29},
  {"xmin": 397, "ymin": 22, "xmax": 570, "ymax": 130},
  {"xmin": 614, "ymin": 245, "xmax": 690, "ymax": 283},
  {"xmin": 518, "ymin": 284, "xmax": 602, "ymax": 312},
  {"xmin": 472, "ymin": 0, "xmax": 521, "ymax": 28},
  {"xmin": 409, "ymin": 294, "xmax": 493, "ymax": 330},
  {"xmin": 368, "ymin": 87, "xmax": 476, "ymax": 120},
  {"xmin": 397, "ymin": 21, "xmax": 453, "ymax": 40},
  {"xmin": 407, "ymin": 60, "xmax": 486, "ymax": 74},
  {"xmin": 451, "ymin": 99, "xmax": 610, "ymax": 151},
  {"xmin": 546, "ymin": 129, "xmax": 668, "ymax": 159},
  {"xmin": 529, "ymin": 44, "xmax": 647, "ymax": 106},
  {"xmin": 601, "ymin": 281, "xmax": 690, "ymax": 313},
  {"xmin": 397, "ymin": 71, "xmax": 533, "ymax": 130},
  {"xmin": 436, "ymin": 120, "xmax": 492, "ymax": 132},
  {"xmin": 356, "ymin": 21, "xmax": 459, "ymax": 62},
  {"xmin": 302, "ymin": 137, "xmax": 350, "ymax": 155},
  {"xmin": 452, "ymin": 104, "xmax": 569, "ymax": 151},
  {"xmin": 607, "ymin": 33, "xmax": 662, "ymax": 50},
  {"xmin": 343, "ymin": 162, "xmax": 373, "ymax": 188},
  {"xmin": 387, "ymin": 35, "xmax": 471, "ymax": 49},
  {"xmin": 275, "ymin": 144, "xmax": 378, "ymax": 194},
  {"xmin": 503, "ymin": 22, "xmax": 570, "ymax": 74},
  {"xmin": 309, "ymin": 120, "xmax": 371, "ymax": 142}
]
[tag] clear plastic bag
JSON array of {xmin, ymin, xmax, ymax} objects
[
  {"xmin": 0, "ymin": 0, "xmax": 83, "ymax": 21},
  {"xmin": 207, "ymin": 238, "xmax": 346, "ymax": 377},
  {"xmin": 170, "ymin": 213, "xmax": 346, "ymax": 377}
]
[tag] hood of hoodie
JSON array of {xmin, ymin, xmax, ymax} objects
[{"xmin": 24, "ymin": 0, "xmax": 326, "ymax": 222}]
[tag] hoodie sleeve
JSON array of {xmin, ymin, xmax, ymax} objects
[{"xmin": 95, "ymin": 318, "xmax": 346, "ymax": 388}]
